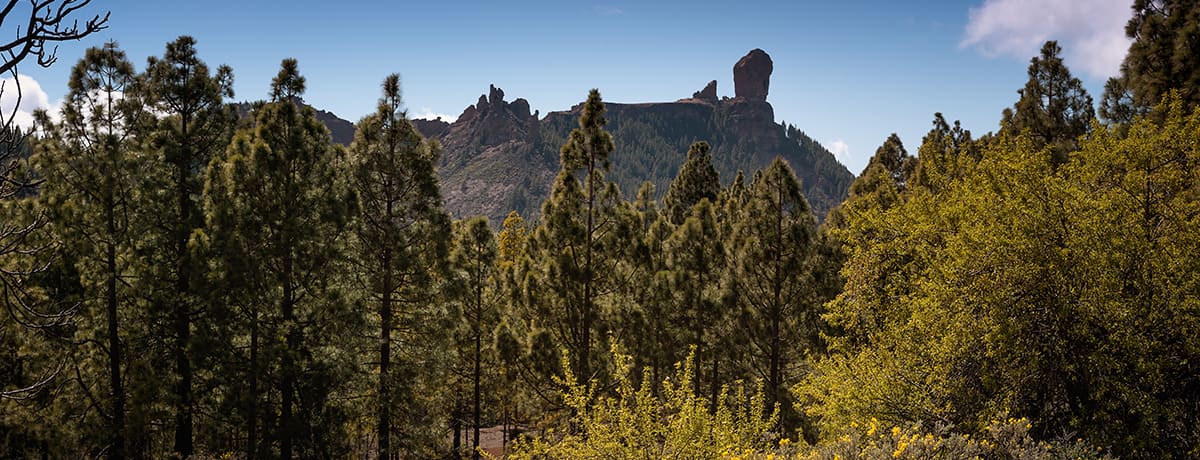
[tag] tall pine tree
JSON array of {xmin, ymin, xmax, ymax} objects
[
  {"xmin": 347, "ymin": 73, "xmax": 450, "ymax": 458},
  {"xmin": 1001, "ymin": 41, "xmax": 1094, "ymax": 163},
  {"xmin": 727, "ymin": 157, "xmax": 819, "ymax": 436},
  {"xmin": 140, "ymin": 35, "xmax": 234, "ymax": 457},
  {"xmin": 202, "ymin": 59, "xmax": 353, "ymax": 459},
  {"xmin": 522, "ymin": 89, "xmax": 621, "ymax": 388},
  {"xmin": 33, "ymin": 41, "xmax": 147, "ymax": 459}
]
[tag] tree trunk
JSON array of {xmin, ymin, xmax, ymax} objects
[
  {"xmin": 473, "ymin": 307, "xmax": 482, "ymax": 460},
  {"xmin": 451, "ymin": 399, "xmax": 462, "ymax": 459},
  {"xmin": 280, "ymin": 252, "xmax": 296, "ymax": 460},
  {"xmin": 378, "ymin": 250, "xmax": 392, "ymax": 460},
  {"xmin": 248, "ymin": 309, "xmax": 259, "ymax": 459},
  {"xmin": 106, "ymin": 191, "xmax": 125, "ymax": 460},
  {"xmin": 173, "ymin": 112, "xmax": 194, "ymax": 457}
]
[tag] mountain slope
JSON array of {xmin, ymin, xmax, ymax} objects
[{"xmin": 415, "ymin": 49, "xmax": 853, "ymax": 223}]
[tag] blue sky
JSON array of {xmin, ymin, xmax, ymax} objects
[{"xmin": 8, "ymin": 0, "xmax": 1132, "ymax": 174}]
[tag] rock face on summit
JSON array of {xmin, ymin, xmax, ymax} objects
[
  {"xmin": 734, "ymin": 48, "xmax": 772, "ymax": 101},
  {"xmin": 693, "ymin": 80, "xmax": 718, "ymax": 103},
  {"xmin": 431, "ymin": 84, "xmax": 548, "ymax": 220},
  {"xmin": 397, "ymin": 49, "xmax": 852, "ymax": 224}
]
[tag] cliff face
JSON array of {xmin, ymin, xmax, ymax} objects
[
  {"xmin": 426, "ymin": 85, "xmax": 554, "ymax": 221},
  {"xmin": 421, "ymin": 49, "xmax": 851, "ymax": 223},
  {"xmin": 320, "ymin": 49, "xmax": 854, "ymax": 224}
]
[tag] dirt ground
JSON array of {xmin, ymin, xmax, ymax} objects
[{"xmin": 460, "ymin": 424, "xmax": 521, "ymax": 458}]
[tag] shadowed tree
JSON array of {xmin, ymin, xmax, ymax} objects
[
  {"xmin": 347, "ymin": 73, "xmax": 449, "ymax": 459},
  {"xmin": 1101, "ymin": 0, "xmax": 1200, "ymax": 122},
  {"xmin": 662, "ymin": 141, "xmax": 719, "ymax": 225},
  {"xmin": 1001, "ymin": 41, "xmax": 1094, "ymax": 163},
  {"xmin": 202, "ymin": 59, "xmax": 354, "ymax": 459},
  {"xmin": 32, "ymin": 41, "xmax": 146, "ymax": 459},
  {"xmin": 140, "ymin": 35, "xmax": 234, "ymax": 458}
]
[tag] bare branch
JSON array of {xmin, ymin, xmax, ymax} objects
[{"xmin": 0, "ymin": 0, "xmax": 109, "ymax": 75}]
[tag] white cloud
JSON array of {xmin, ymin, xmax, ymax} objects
[
  {"xmin": 0, "ymin": 74, "xmax": 54, "ymax": 129},
  {"xmin": 411, "ymin": 107, "xmax": 456, "ymax": 123},
  {"xmin": 595, "ymin": 5, "xmax": 625, "ymax": 16},
  {"xmin": 961, "ymin": 0, "xmax": 1133, "ymax": 78},
  {"xmin": 828, "ymin": 139, "xmax": 850, "ymax": 163}
]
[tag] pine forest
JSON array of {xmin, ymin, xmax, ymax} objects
[{"xmin": 2, "ymin": 1, "xmax": 1200, "ymax": 459}]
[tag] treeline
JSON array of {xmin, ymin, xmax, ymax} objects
[
  {"xmin": 0, "ymin": 36, "xmax": 824, "ymax": 458},
  {"xmin": 2, "ymin": 2, "xmax": 1200, "ymax": 459}
]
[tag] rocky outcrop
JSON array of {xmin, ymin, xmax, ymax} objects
[
  {"xmin": 316, "ymin": 50, "xmax": 853, "ymax": 224},
  {"xmin": 734, "ymin": 48, "xmax": 772, "ymax": 101},
  {"xmin": 693, "ymin": 80, "xmax": 718, "ymax": 103},
  {"xmin": 411, "ymin": 118, "xmax": 450, "ymax": 139},
  {"xmin": 414, "ymin": 84, "xmax": 551, "ymax": 221}
]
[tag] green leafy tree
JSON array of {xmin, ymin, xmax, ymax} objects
[
  {"xmin": 803, "ymin": 97, "xmax": 1200, "ymax": 458},
  {"xmin": 1101, "ymin": 0, "xmax": 1200, "ymax": 122},
  {"xmin": 347, "ymin": 73, "xmax": 450, "ymax": 458},
  {"xmin": 1000, "ymin": 41, "xmax": 1095, "ymax": 162},
  {"xmin": 496, "ymin": 211, "xmax": 528, "ymax": 268},
  {"xmin": 521, "ymin": 89, "xmax": 621, "ymax": 389},
  {"xmin": 202, "ymin": 59, "xmax": 354, "ymax": 459},
  {"xmin": 726, "ymin": 157, "xmax": 819, "ymax": 436},
  {"xmin": 450, "ymin": 217, "xmax": 499, "ymax": 460},
  {"xmin": 662, "ymin": 141, "xmax": 720, "ymax": 225},
  {"xmin": 32, "ymin": 41, "xmax": 147, "ymax": 458},
  {"xmin": 139, "ymin": 35, "xmax": 234, "ymax": 458}
]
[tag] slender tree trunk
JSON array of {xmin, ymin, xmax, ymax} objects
[
  {"xmin": 248, "ymin": 309, "xmax": 259, "ymax": 458},
  {"xmin": 280, "ymin": 249, "xmax": 296, "ymax": 460},
  {"xmin": 769, "ymin": 185, "xmax": 784, "ymax": 427},
  {"xmin": 106, "ymin": 187, "xmax": 126, "ymax": 460},
  {"xmin": 581, "ymin": 157, "xmax": 595, "ymax": 389},
  {"xmin": 502, "ymin": 405, "xmax": 508, "ymax": 455},
  {"xmin": 106, "ymin": 243, "xmax": 125, "ymax": 459},
  {"xmin": 173, "ymin": 113, "xmax": 194, "ymax": 458},
  {"xmin": 378, "ymin": 250, "xmax": 392, "ymax": 460},
  {"xmin": 451, "ymin": 399, "xmax": 462, "ymax": 459},
  {"xmin": 473, "ymin": 283, "xmax": 482, "ymax": 460}
]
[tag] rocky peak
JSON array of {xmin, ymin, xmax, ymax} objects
[
  {"xmin": 489, "ymin": 84, "xmax": 505, "ymax": 105},
  {"xmin": 693, "ymin": 80, "xmax": 718, "ymax": 103},
  {"xmin": 734, "ymin": 48, "xmax": 773, "ymax": 101}
]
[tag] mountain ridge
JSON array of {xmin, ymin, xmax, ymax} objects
[{"xmin": 319, "ymin": 49, "xmax": 854, "ymax": 223}]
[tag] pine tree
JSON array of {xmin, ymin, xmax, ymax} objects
[
  {"xmin": 663, "ymin": 141, "xmax": 720, "ymax": 225},
  {"xmin": 347, "ymin": 73, "xmax": 450, "ymax": 458},
  {"xmin": 202, "ymin": 59, "xmax": 353, "ymax": 459},
  {"xmin": 1101, "ymin": 0, "xmax": 1200, "ymax": 122},
  {"xmin": 450, "ymin": 217, "xmax": 499, "ymax": 460},
  {"xmin": 1001, "ymin": 41, "xmax": 1095, "ymax": 163},
  {"xmin": 663, "ymin": 198, "xmax": 726, "ymax": 402},
  {"xmin": 726, "ymin": 157, "xmax": 819, "ymax": 435},
  {"xmin": 911, "ymin": 113, "xmax": 977, "ymax": 191},
  {"xmin": 32, "ymin": 41, "xmax": 147, "ymax": 459},
  {"xmin": 523, "ymin": 89, "xmax": 620, "ymax": 389},
  {"xmin": 140, "ymin": 35, "xmax": 234, "ymax": 457}
]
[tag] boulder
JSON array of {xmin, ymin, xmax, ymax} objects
[{"xmin": 733, "ymin": 49, "xmax": 772, "ymax": 101}]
